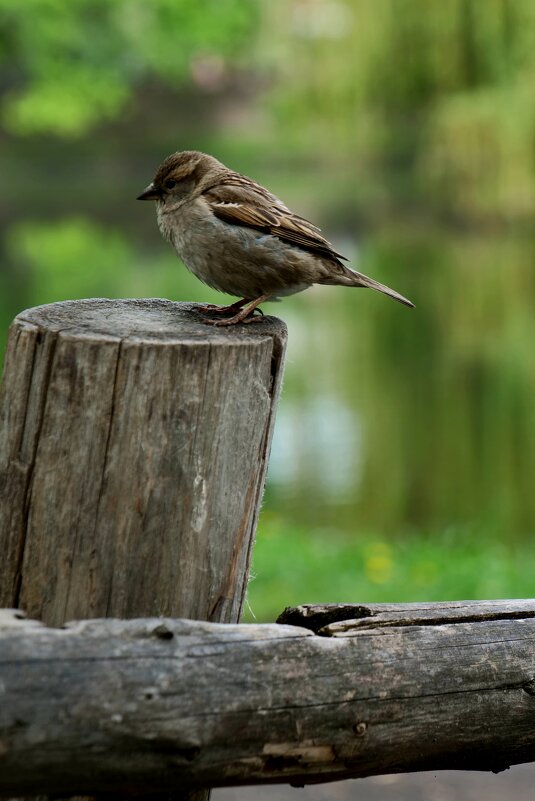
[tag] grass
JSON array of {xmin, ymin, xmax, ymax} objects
[{"xmin": 244, "ymin": 513, "xmax": 535, "ymax": 622}]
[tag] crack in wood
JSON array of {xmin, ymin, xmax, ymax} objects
[
  {"xmin": 14, "ymin": 330, "xmax": 59, "ymax": 610},
  {"xmin": 279, "ymin": 602, "xmax": 535, "ymax": 635}
]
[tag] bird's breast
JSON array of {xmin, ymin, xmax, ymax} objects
[{"xmin": 158, "ymin": 198, "xmax": 322, "ymax": 299}]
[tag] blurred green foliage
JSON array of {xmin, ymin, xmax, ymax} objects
[
  {"xmin": 8, "ymin": 219, "xmax": 132, "ymax": 299},
  {"xmin": 0, "ymin": 0, "xmax": 258, "ymax": 135},
  {"xmin": 1, "ymin": 0, "xmax": 534, "ymax": 620},
  {"xmin": 245, "ymin": 516, "xmax": 535, "ymax": 622},
  {"xmin": 263, "ymin": 0, "xmax": 535, "ymax": 219}
]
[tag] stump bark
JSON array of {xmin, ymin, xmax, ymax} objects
[{"xmin": 0, "ymin": 298, "xmax": 286, "ymax": 627}]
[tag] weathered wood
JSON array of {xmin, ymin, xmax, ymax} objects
[
  {"xmin": 0, "ymin": 298, "xmax": 286, "ymax": 801},
  {"xmin": 0, "ymin": 299, "xmax": 286, "ymax": 626},
  {"xmin": 277, "ymin": 599, "xmax": 535, "ymax": 632},
  {"xmin": 2, "ymin": 600, "xmax": 535, "ymax": 796}
]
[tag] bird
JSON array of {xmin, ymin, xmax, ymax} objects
[{"xmin": 137, "ymin": 151, "xmax": 414, "ymax": 325}]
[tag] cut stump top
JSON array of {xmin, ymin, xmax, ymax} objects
[{"xmin": 14, "ymin": 298, "xmax": 287, "ymax": 345}]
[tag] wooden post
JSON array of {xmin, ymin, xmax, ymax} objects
[{"xmin": 0, "ymin": 298, "xmax": 286, "ymax": 626}]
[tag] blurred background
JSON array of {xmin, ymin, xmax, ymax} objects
[
  {"xmin": 1, "ymin": 2, "xmax": 535, "ymax": 626},
  {"xmin": 2, "ymin": 1, "xmax": 535, "ymax": 799},
  {"xmin": 0, "ymin": 0, "xmax": 535, "ymax": 621}
]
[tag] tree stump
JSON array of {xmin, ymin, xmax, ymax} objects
[{"xmin": 0, "ymin": 299, "xmax": 286, "ymax": 627}]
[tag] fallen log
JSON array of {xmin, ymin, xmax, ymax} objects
[{"xmin": 1, "ymin": 600, "xmax": 535, "ymax": 796}]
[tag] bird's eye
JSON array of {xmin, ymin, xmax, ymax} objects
[{"xmin": 165, "ymin": 179, "xmax": 177, "ymax": 190}]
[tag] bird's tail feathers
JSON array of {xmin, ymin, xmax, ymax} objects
[{"xmin": 324, "ymin": 268, "xmax": 415, "ymax": 308}]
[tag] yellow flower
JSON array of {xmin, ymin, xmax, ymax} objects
[{"xmin": 363, "ymin": 543, "xmax": 393, "ymax": 584}]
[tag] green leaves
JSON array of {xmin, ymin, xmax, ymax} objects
[{"xmin": 0, "ymin": 0, "xmax": 258, "ymax": 136}]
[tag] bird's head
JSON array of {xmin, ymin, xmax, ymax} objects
[{"xmin": 137, "ymin": 150, "xmax": 224, "ymax": 206}]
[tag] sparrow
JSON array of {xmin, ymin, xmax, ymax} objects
[{"xmin": 137, "ymin": 151, "xmax": 414, "ymax": 325}]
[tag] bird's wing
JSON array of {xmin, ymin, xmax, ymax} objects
[{"xmin": 202, "ymin": 176, "xmax": 348, "ymax": 262}]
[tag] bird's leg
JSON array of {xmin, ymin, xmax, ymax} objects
[
  {"xmin": 205, "ymin": 295, "xmax": 270, "ymax": 327},
  {"xmin": 196, "ymin": 298, "xmax": 248, "ymax": 316}
]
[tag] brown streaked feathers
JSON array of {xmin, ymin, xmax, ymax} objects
[{"xmin": 205, "ymin": 180, "xmax": 348, "ymax": 264}]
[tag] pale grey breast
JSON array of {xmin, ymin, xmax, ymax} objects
[{"xmin": 158, "ymin": 197, "xmax": 321, "ymax": 299}]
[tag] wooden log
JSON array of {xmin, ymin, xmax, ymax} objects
[
  {"xmin": 1, "ymin": 600, "xmax": 535, "ymax": 796},
  {"xmin": 0, "ymin": 299, "xmax": 286, "ymax": 627}
]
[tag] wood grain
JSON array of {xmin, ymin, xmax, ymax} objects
[
  {"xmin": 0, "ymin": 298, "xmax": 286, "ymax": 626},
  {"xmin": 1, "ymin": 600, "xmax": 535, "ymax": 795}
]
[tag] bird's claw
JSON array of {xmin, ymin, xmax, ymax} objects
[
  {"xmin": 196, "ymin": 303, "xmax": 229, "ymax": 314},
  {"xmin": 197, "ymin": 301, "xmax": 248, "ymax": 317},
  {"xmin": 203, "ymin": 314, "xmax": 265, "ymax": 327}
]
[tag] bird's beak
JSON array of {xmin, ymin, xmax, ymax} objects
[{"xmin": 137, "ymin": 183, "xmax": 161, "ymax": 201}]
